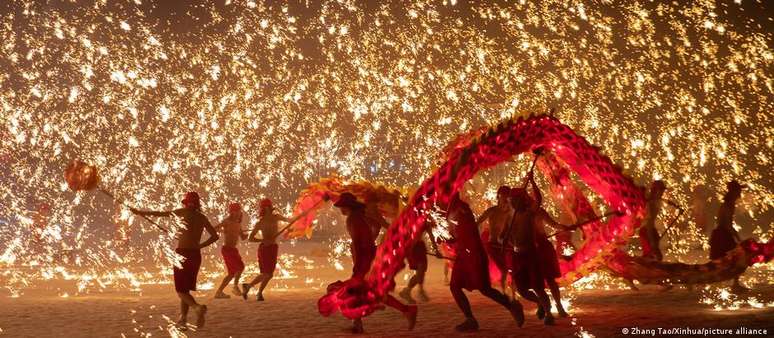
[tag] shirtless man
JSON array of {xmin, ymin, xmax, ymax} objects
[
  {"xmin": 334, "ymin": 192, "xmax": 417, "ymax": 334},
  {"xmin": 476, "ymin": 185, "xmax": 513, "ymax": 290},
  {"xmin": 507, "ymin": 186, "xmax": 565, "ymax": 326},
  {"xmin": 640, "ymin": 181, "xmax": 667, "ymax": 261},
  {"xmin": 399, "ymin": 224, "xmax": 439, "ymax": 304},
  {"xmin": 447, "ymin": 192, "xmax": 524, "ymax": 332},
  {"xmin": 131, "ymin": 191, "xmax": 219, "ymax": 330},
  {"xmin": 213, "ymin": 202, "xmax": 247, "ymax": 299},
  {"xmin": 710, "ymin": 180, "xmax": 747, "ymax": 292},
  {"xmin": 524, "ymin": 173, "xmax": 571, "ymax": 318},
  {"xmin": 363, "ymin": 192, "xmax": 390, "ymax": 242},
  {"xmin": 242, "ymin": 198, "xmax": 285, "ymax": 301},
  {"xmin": 242, "ymin": 198, "xmax": 315, "ymax": 301}
]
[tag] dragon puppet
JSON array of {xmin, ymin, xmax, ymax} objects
[{"xmin": 313, "ymin": 114, "xmax": 773, "ymax": 321}]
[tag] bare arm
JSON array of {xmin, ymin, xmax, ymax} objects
[
  {"xmin": 239, "ymin": 227, "xmax": 249, "ymax": 241},
  {"xmin": 476, "ymin": 207, "xmax": 494, "ymax": 227},
  {"xmin": 248, "ymin": 220, "xmax": 262, "ymax": 242},
  {"xmin": 540, "ymin": 209, "xmax": 571, "ymax": 231},
  {"xmin": 199, "ymin": 219, "xmax": 220, "ymax": 249},
  {"xmin": 130, "ymin": 208, "xmax": 173, "ymax": 217}
]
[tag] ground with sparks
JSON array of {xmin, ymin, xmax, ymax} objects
[{"xmin": 1, "ymin": 256, "xmax": 772, "ymax": 338}]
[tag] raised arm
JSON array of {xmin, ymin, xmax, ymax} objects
[
  {"xmin": 199, "ymin": 219, "xmax": 220, "ymax": 249},
  {"xmin": 529, "ymin": 172, "xmax": 543, "ymax": 206}
]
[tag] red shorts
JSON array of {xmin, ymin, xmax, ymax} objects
[
  {"xmin": 536, "ymin": 237, "xmax": 561, "ymax": 279},
  {"xmin": 258, "ymin": 243, "xmax": 279, "ymax": 274},
  {"xmin": 174, "ymin": 248, "xmax": 201, "ymax": 293},
  {"xmin": 221, "ymin": 246, "xmax": 245, "ymax": 274},
  {"xmin": 407, "ymin": 241, "xmax": 428, "ymax": 270},
  {"xmin": 451, "ymin": 245, "xmax": 490, "ymax": 291},
  {"xmin": 511, "ymin": 250, "xmax": 543, "ymax": 291}
]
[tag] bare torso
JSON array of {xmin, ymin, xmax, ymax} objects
[
  {"xmin": 483, "ymin": 204, "xmax": 513, "ymax": 243},
  {"xmin": 643, "ymin": 198, "xmax": 663, "ymax": 229},
  {"xmin": 219, "ymin": 215, "xmax": 242, "ymax": 247},
  {"xmin": 173, "ymin": 208, "xmax": 210, "ymax": 250},
  {"xmin": 256, "ymin": 213, "xmax": 282, "ymax": 245}
]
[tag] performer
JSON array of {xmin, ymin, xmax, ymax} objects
[
  {"xmin": 506, "ymin": 187, "xmax": 558, "ymax": 326},
  {"xmin": 639, "ymin": 181, "xmax": 666, "ymax": 261},
  {"xmin": 447, "ymin": 193, "xmax": 524, "ymax": 332},
  {"xmin": 213, "ymin": 202, "xmax": 247, "ymax": 299},
  {"xmin": 399, "ymin": 223, "xmax": 438, "ymax": 304},
  {"xmin": 710, "ymin": 180, "xmax": 747, "ymax": 291},
  {"xmin": 334, "ymin": 192, "xmax": 417, "ymax": 334},
  {"xmin": 363, "ymin": 191, "xmax": 390, "ymax": 242},
  {"xmin": 131, "ymin": 191, "xmax": 219, "ymax": 330},
  {"xmin": 476, "ymin": 185, "xmax": 513, "ymax": 291},
  {"xmin": 242, "ymin": 198, "xmax": 284, "ymax": 301},
  {"xmin": 524, "ymin": 173, "xmax": 571, "ymax": 318},
  {"xmin": 243, "ymin": 198, "xmax": 318, "ymax": 301}
]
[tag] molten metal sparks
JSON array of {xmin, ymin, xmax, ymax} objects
[{"xmin": 0, "ymin": 0, "xmax": 770, "ymax": 313}]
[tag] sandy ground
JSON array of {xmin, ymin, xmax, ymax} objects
[{"xmin": 0, "ymin": 246, "xmax": 772, "ymax": 338}]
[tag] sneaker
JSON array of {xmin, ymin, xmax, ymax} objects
[
  {"xmin": 557, "ymin": 307, "xmax": 569, "ymax": 318},
  {"xmin": 241, "ymin": 283, "xmax": 250, "ymax": 300},
  {"xmin": 543, "ymin": 314, "xmax": 555, "ymax": 326},
  {"xmin": 625, "ymin": 279, "xmax": 639, "ymax": 291},
  {"xmin": 231, "ymin": 285, "xmax": 242, "ymax": 297},
  {"xmin": 256, "ymin": 293, "xmax": 265, "ymax": 301},
  {"xmin": 454, "ymin": 318, "xmax": 479, "ymax": 332},
  {"xmin": 175, "ymin": 319, "xmax": 188, "ymax": 332},
  {"xmin": 536, "ymin": 305, "xmax": 545, "ymax": 320},
  {"xmin": 213, "ymin": 292, "xmax": 230, "ymax": 299},
  {"xmin": 405, "ymin": 305, "xmax": 418, "ymax": 330},
  {"xmin": 510, "ymin": 301, "xmax": 525, "ymax": 328},
  {"xmin": 195, "ymin": 305, "xmax": 207, "ymax": 329},
  {"xmin": 398, "ymin": 288, "xmax": 416, "ymax": 304}
]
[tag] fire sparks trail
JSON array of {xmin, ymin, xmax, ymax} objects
[{"xmin": 0, "ymin": 0, "xmax": 771, "ymax": 302}]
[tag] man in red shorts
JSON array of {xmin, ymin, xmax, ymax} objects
[
  {"xmin": 508, "ymin": 183, "xmax": 572, "ymax": 326},
  {"xmin": 213, "ymin": 202, "xmax": 248, "ymax": 299},
  {"xmin": 399, "ymin": 223, "xmax": 438, "ymax": 304},
  {"xmin": 131, "ymin": 191, "xmax": 219, "ymax": 330},
  {"xmin": 476, "ymin": 185, "xmax": 514, "ymax": 291},
  {"xmin": 242, "ymin": 198, "xmax": 285, "ymax": 301},
  {"xmin": 334, "ymin": 192, "xmax": 418, "ymax": 334},
  {"xmin": 447, "ymin": 193, "xmax": 524, "ymax": 332}
]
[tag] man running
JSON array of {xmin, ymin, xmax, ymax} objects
[
  {"xmin": 131, "ymin": 191, "xmax": 219, "ymax": 330},
  {"xmin": 213, "ymin": 202, "xmax": 247, "ymax": 299}
]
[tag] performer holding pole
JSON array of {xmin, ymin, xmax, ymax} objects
[
  {"xmin": 447, "ymin": 192, "xmax": 524, "ymax": 332},
  {"xmin": 242, "ymin": 197, "xmax": 322, "ymax": 301},
  {"xmin": 476, "ymin": 185, "xmax": 514, "ymax": 292},
  {"xmin": 131, "ymin": 191, "xmax": 219, "ymax": 330},
  {"xmin": 333, "ymin": 193, "xmax": 417, "ymax": 334},
  {"xmin": 710, "ymin": 180, "xmax": 748, "ymax": 292},
  {"xmin": 213, "ymin": 202, "xmax": 248, "ymax": 299}
]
